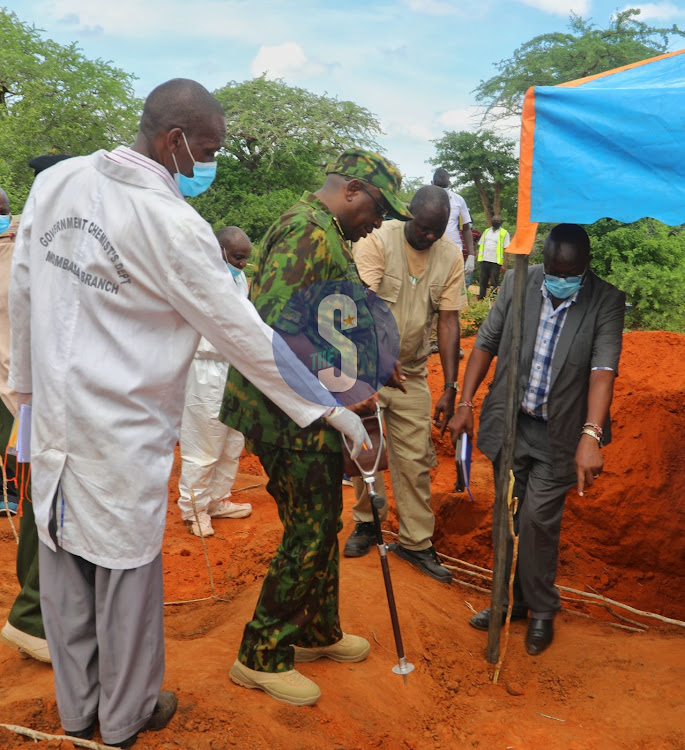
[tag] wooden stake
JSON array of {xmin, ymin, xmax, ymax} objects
[
  {"xmin": 494, "ymin": 472, "xmax": 519, "ymax": 684},
  {"xmin": 488, "ymin": 253, "xmax": 528, "ymax": 664}
]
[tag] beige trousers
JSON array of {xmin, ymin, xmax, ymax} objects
[{"xmin": 352, "ymin": 374, "xmax": 437, "ymax": 551}]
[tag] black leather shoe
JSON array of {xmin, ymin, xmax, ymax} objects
[
  {"xmin": 343, "ymin": 522, "xmax": 377, "ymax": 558},
  {"xmin": 388, "ymin": 543, "xmax": 452, "ymax": 583},
  {"xmin": 525, "ymin": 618, "xmax": 554, "ymax": 655},
  {"xmin": 109, "ymin": 691, "xmax": 178, "ymax": 748},
  {"xmin": 469, "ymin": 607, "xmax": 529, "ymax": 631},
  {"xmin": 66, "ymin": 722, "xmax": 96, "ymax": 740}
]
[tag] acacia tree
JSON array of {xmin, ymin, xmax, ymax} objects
[
  {"xmin": 475, "ymin": 9, "xmax": 685, "ymax": 122},
  {"xmin": 0, "ymin": 9, "xmax": 141, "ymax": 208},
  {"xmin": 190, "ymin": 77, "xmax": 385, "ymax": 239},
  {"xmin": 430, "ymin": 129, "xmax": 518, "ymax": 225},
  {"xmin": 214, "ymin": 76, "xmax": 383, "ymax": 175}
]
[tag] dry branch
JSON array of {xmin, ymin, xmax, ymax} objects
[{"xmin": 0, "ymin": 723, "xmax": 116, "ymax": 749}]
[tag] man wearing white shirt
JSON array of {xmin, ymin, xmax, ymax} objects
[
  {"xmin": 8, "ymin": 79, "xmax": 367, "ymax": 748},
  {"xmin": 431, "ymin": 168, "xmax": 475, "ymax": 282},
  {"xmin": 477, "ymin": 215, "xmax": 511, "ymax": 300}
]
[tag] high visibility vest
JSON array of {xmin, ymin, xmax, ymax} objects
[{"xmin": 477, "ymin": 227, "xmax": 507, "ymax": 264}]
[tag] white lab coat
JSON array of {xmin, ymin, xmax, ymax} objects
[
  {"xmin": 9, "ymin": 147, "xmax": 333, "ymax": 569},
  {"xmin": 177, "ymin": 267, "xmax": 248, "ymax": 518}
]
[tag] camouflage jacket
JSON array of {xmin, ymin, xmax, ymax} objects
[{"xmin": 220, "ymin": 191, "xmax": 365, "ymax": 452}]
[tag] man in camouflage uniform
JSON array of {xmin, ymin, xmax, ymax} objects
[{"xmin": 221, "ymin": 148, "xmax": 412, "ymax": 706}]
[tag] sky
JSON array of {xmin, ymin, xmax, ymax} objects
[{"xmin": 5, "ymin": 0, "xmax": 685, "ymax": 183}]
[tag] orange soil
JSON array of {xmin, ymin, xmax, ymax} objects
[{"xmin": 0, "ymin": 331, "xmax": 684, "ymax": 750}]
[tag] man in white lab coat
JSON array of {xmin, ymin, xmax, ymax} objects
[
  {"xmin": 8, "ymin": 79, "xmax": 367, "ymax": 749},
  {"xmin": 177, "ymin": 226, "xmax": 253, "ymax": 537}
]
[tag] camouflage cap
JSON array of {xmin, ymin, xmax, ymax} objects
[{"xmin": 327, "ymin": 148, "xmax": 413, "ymax": 221}]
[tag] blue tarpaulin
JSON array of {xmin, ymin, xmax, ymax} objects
[{"xmin": 510, "ymin": 48, "xmax": 685, "ymax": 253}]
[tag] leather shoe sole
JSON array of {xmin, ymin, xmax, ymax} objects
[
  {"xmin": 65, "ymin": 722, "xmax": 96, "ymax": 740},
  {"xmin": 469, "ymin": 607, "xmax": 528, "ymax": 631},
  {"xmin": 525, "ymin": 618, "xmax": 554, "ymax": 655},
  {"xmin": 108, "ymin": 691, "xmax": 178, "ymax": 748},
  {"xmin": 343, "ymin": 523, "xmax": 377, "ymax": 558},
  {"xmin": 389, "ymin": 543, "xmax": 452, "ymax": 583}
]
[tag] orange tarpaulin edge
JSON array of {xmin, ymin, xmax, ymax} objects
[
  {"xmin": 558, "ymin": 46, "xmax": 685, "ymax": 88},
  {"xmin": 507, "ymin": 86, "xmax": 538, "ymax": 255}
]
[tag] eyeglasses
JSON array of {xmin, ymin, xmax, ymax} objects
[
  {"xmin": 543, "ymin": 263, "xmax": 588, "ymax": 280},
  {"xmin": 358, "ymin": 182, "xmax": 388, "ymax": 219}
]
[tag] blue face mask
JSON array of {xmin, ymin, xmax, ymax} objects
[
  {"xmin": 227, "ymin": 262, "xmax": 242, "ymax": 278},
  {"xmin": 544, "ymin": 273, "xmax": 583, "ymax": 299},
  {"xmin": 172, "ymin": 132, "xmax": 217, "ymax": 198},
  {"xmin": 0, "ymin": 215, "xmax": 11, "ymax": 234}
]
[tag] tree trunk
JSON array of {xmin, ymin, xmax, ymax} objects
[
  {"xmin": 493, "ymin": 180, "xmax": 502, "ymax": 216},
  {"xmin": 473, "ymin": 174, "xmax": 492, "ymax": 226}
]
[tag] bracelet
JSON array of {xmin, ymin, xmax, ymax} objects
[
  {"xmin": 581, "ymin": 427, "xmax": 602, "ymax": 446},
  {"xmin": 457, "ymin": 401, "xmax": 474, "ymax": 409},
  {"xmin": 583, "ymin": 421, "xmax": 603, "ymax": 438}
]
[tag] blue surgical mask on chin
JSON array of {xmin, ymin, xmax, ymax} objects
[
  {"xmin": 226, "ymin": 262, "xmax": 242, "ymax": 278},
  {"xmin": 544, "ymin": 272, "xmax": 583, "ymax": 299},
  {"xmin": 172, "ymin": 132, "xmax": 217, "ymax": 197},
  {"xmin": 0, "ymin": 215, "xmax": 11, "ymax": 234}
]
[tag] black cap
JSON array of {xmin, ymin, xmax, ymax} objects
[{"xmin": 28, "ymin": 154, "xmax": 73, "ymax": 176}]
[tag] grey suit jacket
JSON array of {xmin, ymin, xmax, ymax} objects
[{"xmin": 476, "ymin": 265, "xmax": 625, "ymax": 477}]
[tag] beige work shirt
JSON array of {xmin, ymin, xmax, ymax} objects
[{"xmin": 354, "ymin": 219, "xmax": 467, "ymax": 374}]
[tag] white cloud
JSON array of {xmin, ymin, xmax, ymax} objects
[
  {"xmin": 618, "ymin": 3, "xmax": 685, "ymax": 20},
  {"xmin": 40, "ymin": 0, "xmax": 277, "ymax": 40},
  {"xmin": 515, "ymin": 0, "xmax": 590, "ymax": 15},
  {"xmin": 408, "ymin": 123, "xmax": 436, "ymax": 140},
  {"xmin": 437, "ymin": 106, "xmax": 481, "ymax": 130},
  {"xmin": 407, "ymin": 0, "xmax": 591, "ymax": 20},
  {"xmin": 56, "ymin": 12, "xmax": 80, "ymax": 24},
  {"xmin": 250, "ymin": 42, "xmax": 327, "ymax": 80},
  {"xmin": 404, "ymin": 0, "xmax": 462, "ymax": 14}
]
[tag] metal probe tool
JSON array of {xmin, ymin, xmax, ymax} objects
[{"xmin": 343, "ymin": 403, "xmax": 415, "ymax": 684}]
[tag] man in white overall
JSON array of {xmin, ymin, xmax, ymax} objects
[
  {"xmin": 177, "ymin": 226, "xmax": 253, "ymax": 537},
  {"xmin": 8, "ymin": 78, "xmax": 368, "ymax": 748}
]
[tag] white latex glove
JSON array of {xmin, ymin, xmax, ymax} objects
[
  {"xmin": 464, "ymin": 254, "xmax": 475, "ymax": 274},
  {"xmin": 324, "ymin": 406, "xmax": 372, "ymax": 460}
]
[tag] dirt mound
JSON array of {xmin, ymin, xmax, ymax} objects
[
  {"xmin": 426, "ymin": 331, "xmax": 685, "ymax": 621},
  {"xmin": 0, "ymin": 331, "xmax": 683, "ymax": 750}
]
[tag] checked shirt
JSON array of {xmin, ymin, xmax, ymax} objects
[{"xmin": 520, "ymin": 281, "xmax": 579, "ymax": 420}]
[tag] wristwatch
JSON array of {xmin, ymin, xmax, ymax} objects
[{"xmin": 444, "ymin": 382, "xmax": 459, "ymax": 391}]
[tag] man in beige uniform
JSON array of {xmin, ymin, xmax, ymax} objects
[{"xmin": 344, "ymin": 185, "xmax": 467, "ymax": 582}]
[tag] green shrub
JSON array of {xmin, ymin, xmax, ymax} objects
[
  {"xmin": 587, "ymin": 219, "xmax": 685, "ymax": 332},
  {"xmin": 460, "ymin": 295, "xmax": 492, "ymax": 337}
]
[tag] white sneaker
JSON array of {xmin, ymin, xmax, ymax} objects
[
  {"xmin": 0, "ymin": 621, "xmax": 51, "ymax": 663},
  {"xmin": 208, "ymin": 499, "xmax": 252, "ymax": 519},
  {"xmin": 188, "ymin": 512, "xmax": 215, "ymax": 538},
  {"xmin": 229, "ymin": 660, "xmax": 321, "ymax": 706},
  {"xmin": 293, "ymin": 633, "xmax": 370, "ymax": 663}
]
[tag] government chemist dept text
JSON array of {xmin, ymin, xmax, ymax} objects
[{"xmin": 39, "ymin": 215, "xmax": 131, "ymax": 294}]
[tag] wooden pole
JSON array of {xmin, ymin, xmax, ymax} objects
[{"xmin": 487, "ymin": 253, "xmax": 528, "ymax": 664}]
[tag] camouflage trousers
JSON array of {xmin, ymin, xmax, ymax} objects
[{"xmin": 238, "ymin": 444, "xmax": 344, "ymax": 672}]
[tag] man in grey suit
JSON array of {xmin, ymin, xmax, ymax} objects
[{"xmin": 449, "ymin": 223, "xmax": 625, "ymax": 655}]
